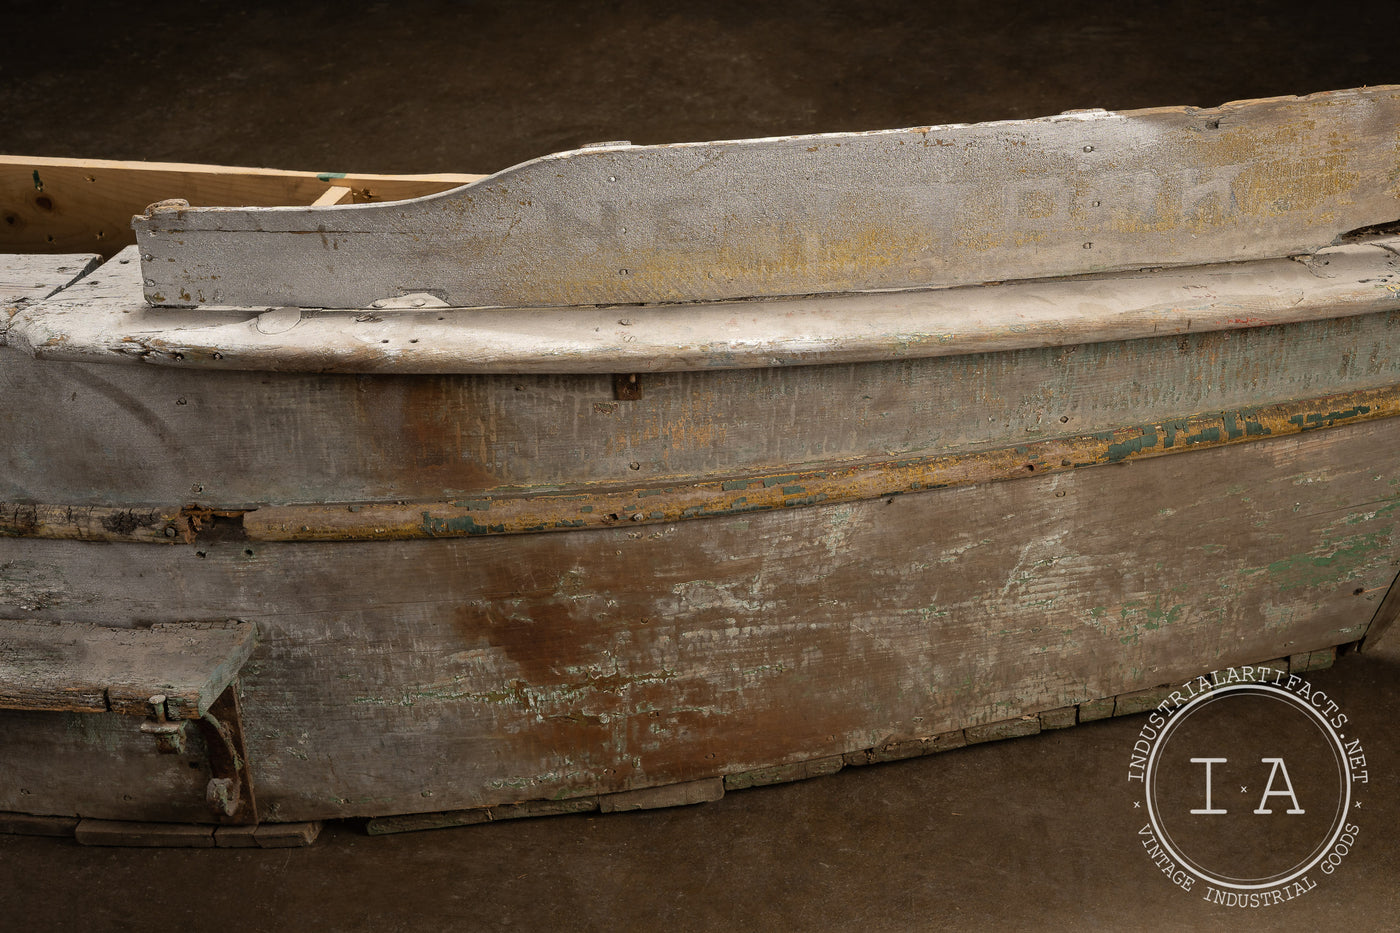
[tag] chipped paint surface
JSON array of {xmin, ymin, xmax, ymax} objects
[
  {"xmin": 4, "ymin": 382, "xmax": 1399, "ymax": 545},
  {"xmin": 133, "ymin": 88, "xmax": 1400, "ymax": 310}
]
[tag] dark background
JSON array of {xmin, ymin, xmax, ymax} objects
[{"xmin": 1, "ymin": 2, "xmax": 1396, "ymax": 929}]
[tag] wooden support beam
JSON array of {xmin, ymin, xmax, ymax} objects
[
  {"xmin": 0, "ymin": 619, "xmax": 257, "ymax": 718},
  {"xmin": 0, "ymin": 156, "xmax": 484, "ymax": 257}
]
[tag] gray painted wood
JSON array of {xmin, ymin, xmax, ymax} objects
[
  {"xmin": 1, "ymin": 419, "xmax": 1395, "ymax": 821},
  {"xmin": 9, "ymin": 239, "xmax": 1400, "ymax": 373},
  {"xmin": 0, "ymin": 619, "xmax": 256, "ymax": 718},
  {"xmin": 132, "ymin": 87, "xmax": 1400, "ymax": 310},
  {"xmin": 0, "ymin": 252, "xmax": 100, "ymax": 345},
  {"xmin": 3, "ymin": 301, "xmax": 1399, "ymax": 509}
]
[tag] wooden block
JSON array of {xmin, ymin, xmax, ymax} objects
[
  {"xmin": 213, "ymin": 824, "xmax": 261, "ymax": 848},
  {"xmin": 598, "ymin": 778, "xmax": 724, "ymax": 813},
  {"xmin": 365, "ymin": 808, "xmax": 491, "ymax": 835},
  {"xmin": 74, "ymin": 819, "xmax": 215, "ymax": 847},
  {"xmin": 488, "ymin": 798, "xmax": 597, "ymax": 822},
  {"xmin": 964, "ymin": 715, "xmax": 1041, "ymax": 744},
  {"xmin": 1113, "ymin": 684, "xmax": 1176, "ymax": 717},
  {"xmin": 0, "ymin": 619, "xmax": 257, "ymax": 719},
  {"xmin": 310, "ymin": 186, "xmax": 353, "ymax": 207},
  {"xmin": 0, "ymin": 811, "xmax": 78, "ymax": 837},
  {"xmin": 254, "ymin": 821, "xmax": 321, "ymax": 848},
  {"xmin": 1291, "ymin": 647, "xmax": 1337, "ymax": 673},
  {"xmin": 1038, "ymin": 706, "xmax": 1078, "ymax": 730},
  {"xmin": 724, "ymin": 756, "xmax": 844, "ymax": 790},
  {"xmin": 1078, "ymin": 698, "xmax": 1117, "ymax": 722}
]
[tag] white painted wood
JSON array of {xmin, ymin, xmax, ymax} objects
[
  {"xmin": 132, "ymin": 88, "xmax": 1400, "ymax": 309},
  {"xmin": 0, "ymin": 252, "xmax": 100, "ymax": 345},
  {"xmin": 10, "ymin": 239, "xmax": 1400, "ymax": 373}
]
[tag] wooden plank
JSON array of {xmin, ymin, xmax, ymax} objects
[
  {"xmin": 964, "ymin": 716, "xmax": 1041, "ymax": 744},
  {"xmin": 212, "ymin": 824, "xmax": 260, "ymax": 848},
  {"xmin": 132, "ymin": 87, "xmax": 1400, "ymax": 310},
  {"xmin": 10, "ymin": 236, "xmax": 1400, "ymax": 373},
  {"xmin": 0, "ymin": 619, "xmax": 257, "ymax": 718},
  {"xmin": 1, "ymin": 252, "xmax": 100, "ymax": 344},
  {"xmin": 0, "ymin": 419, "xmax": 1392, "ymax": 822},
  {"xmin": 0, "ymin": 156, "xmax": 484, "ymax": 258},
  {"xmin": 598, "ymin": 779, "xmax": 725, "ymax": 813},
  {"xmin": 0, "ymin": 812, "xmax": 79, "ymax": 837},
  {"xmin": 723, "ymin": 756, "xmax": 844, "ymax": 790},
  {"xmin": 310, "ymin": 186, "xmax": 354, "ymax": 207},
  {"xmin": 0, "ymin": 709, "xmax": 224, "ymax": 823},
  {"xmin": 1078, "ymin": 698, "xmax": 1117, "ymax": 722},
  {"xmin": 1038, "ymin": 707, "xmax": 1078, "ymax": 730},
  {"xmin": 252, "ymin": 821, "xmax": 321, "ymax": 848},
  {"xmin": 74, "ymin": 819, "xmax": 214, "ymax": 847},
  {"xmin": 4, "ymin": 299, "xmax": 1400, "ymax": 516},
  {"xmin": 843, "ymin": 731, "xmax": 967, "ymax": 766}
]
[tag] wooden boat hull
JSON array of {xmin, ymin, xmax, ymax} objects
[
  {"xmin": 3, "ymin": 260, "xmax": 1398, "ymax": 825},
  {"xmin": 3, "ymin": 87, "xmax": 1400, "ymax": 833}
]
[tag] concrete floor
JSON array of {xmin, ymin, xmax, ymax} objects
[{"xmin": 2, "ymin": 2, "xmax": 1397, "ymax": 929}]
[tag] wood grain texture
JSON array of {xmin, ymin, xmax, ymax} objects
[
  {"xmin": 9, "ymin": 239, "xmax": 1400, "ymax": 373},
  {"xmin": 0, "ymin": 157, "xmax": 483, "ymax": 258},
  {"xmin": 0, "ymin": 708, "xmax": 223, "ymax": 822},
  {"xmin": 0, "ymin": 619, "xmax": 256, "ymax": 718},
  {"xmin": 132, "ymin": 87, "xmax": 1400, "ymax": 309},
  {"xmin": 0, "ymin": 420, "xmax": 1395, "ymax": 821},
  {"xmin": 1, "ymin": 252, "xmax": 100, "ymax": 343},
  {"xmin": 3, "ymin": 307, "xmax": 1400, "ymax": 510}
]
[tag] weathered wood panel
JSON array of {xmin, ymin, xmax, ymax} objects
[
  {"xmin": 0, "ymin": 709, "xmax": 220, "ymax": 822},
  {"xmin": 1, "ymin": 420, "xmax": 1395, "ymax": 821},
  {"xmin": 0, "ymin": 157, "xmax": 482, "ymax": 258},
  {"xmin": 0, "ymin": 619, "xmax": 256, "ymax": 717},
  {"xmin": 133, "ymin": 87, "xmax": 1400, "ymax": 309},
  {"xmin": 1, "ymin": 252, "xmax": 100, "ymax": 341},
  {"xmin": 3, "ymin": 309, "xmax": 1399, "ymax": 509},
  {"xmin": 9, "ymin": 239, "xmax": 1399, "ymax": 373}
]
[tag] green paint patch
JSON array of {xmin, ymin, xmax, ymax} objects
[
  {"xmin": 316, "ymin": 172, "xmax": 348, "ymax": 181},
  {"xmin": 1267, "ymin": 534, "xmax": 1388, "ymax": 589},
  {"xmin": 1105, "ymin": 426, "xmax": 1159, "ymax": 462},
  {"xmin": 448, "ymin": 499, "xmax": 493, "ymax": 511},
  {"xmin": 422, "ymin": 511, "xmax": 505, "ymax": 536},
  {"xmin": 31, "ymin": 170, "xmax": 42, "ymax": 191},
  {"xmin": 1289, "ymin": 405, "xmax": 1371, "ymax": 430},
  {"xmin": 721, "ymin": 479, "xmax": 752, "ymax": 491}
]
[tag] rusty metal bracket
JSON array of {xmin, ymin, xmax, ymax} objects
[{"xmin": 192, "ymin": 683, "xmax": 256, "ymax": 822}]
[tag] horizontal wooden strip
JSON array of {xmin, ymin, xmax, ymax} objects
[
  {"xmin": 0, "ymin": 619, "xmax": 257, "ymax": 718},
  {"xmin": 4, "ymin": 384, "xmax": 1394, "ymax": 545},
  {"xmin": 133, "ymin": 87, "xmax": 1400, "ymax": 310},
  {"xmin": 11, "ymin": 237, "xmax": 1400, "ymax": 373},
  {"xmin": 243, "ymin": 385, "xmax": 1400, "ymax": 541},
  {"xmin": 1, "ymin": 156, "xmax": 484, "ymax": 259}
]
